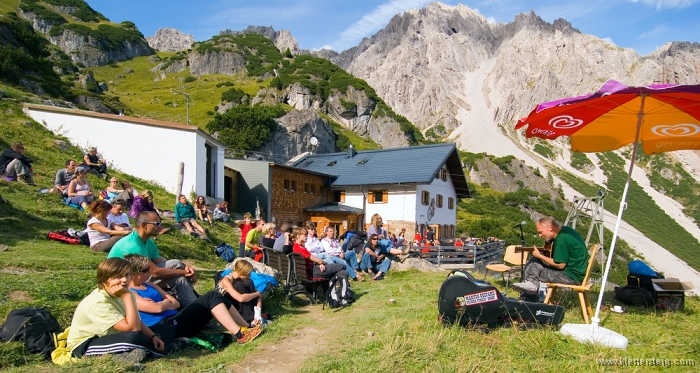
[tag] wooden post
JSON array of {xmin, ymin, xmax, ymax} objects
[{"xmin": 176, "ymin": 162, "xmax": 184, "ymax": 204}]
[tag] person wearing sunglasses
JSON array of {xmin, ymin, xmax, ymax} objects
[
  {"xmin": 360, "ymin": 234, "xmax": 392, "ymax": 281},
  {"xmin": 108, "ymin": 211, "xmax": 199, "ymax": 308}
]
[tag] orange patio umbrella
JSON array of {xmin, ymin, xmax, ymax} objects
[{"xmin": 515, "ymin": 79, "xmax": 700, "ymax": 348}]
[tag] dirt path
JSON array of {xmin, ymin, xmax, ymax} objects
[{"xmin": 227, "ymin": 306, "xmax": 333, "ymax": 373}]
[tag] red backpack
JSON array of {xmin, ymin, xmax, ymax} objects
[{"xmin": 47, "ymin": 230, "xmax": 81, "ymax": 245}]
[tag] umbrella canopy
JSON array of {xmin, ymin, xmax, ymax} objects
[
  {"xmin": 515, "ymin": 79, "xmax": 700, "ymax": 340},
  {"xmin": 515, "ymin": 80, "xmax": 700, "ymax": 154}
]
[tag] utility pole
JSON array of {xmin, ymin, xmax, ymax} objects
[{"xmin": 170, "ymin": 88, "xmax": 190, "ymax": 125}]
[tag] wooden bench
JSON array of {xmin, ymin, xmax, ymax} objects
[{"xmin": 263, "ymin": 247, "xmax": 326, "ymax": 305}]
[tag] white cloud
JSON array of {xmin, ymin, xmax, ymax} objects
[
  {"xmin": 640, "ymin": 24, "xmax": 666, "ymax": 38},
  {"xmin": 325, "ymin": 0, "xmax": 432, "ymax": 51},
  {"xmin": 602, "ymin": 37, "xmax": 615, "ymax": 45},
  {"xmin": 486, "ymin": 16, "xmax": 496, "ymax": 24},
  {"xmin": 629, "ymin": 0, "xmax": 698, "ymax": 9}
]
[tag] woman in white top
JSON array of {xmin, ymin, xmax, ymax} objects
[
  {"xmin": 66, "ymin": 167, "xmax": 93, "ymax": 210},
  {"xmin": 86, "ymin": 200, "xmax": 129, "ymax": 252}
]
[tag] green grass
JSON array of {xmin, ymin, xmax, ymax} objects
[
  {"xmin": 646, "ymin": 153, "xmax": 700, "ymax": 225},
  {"xmin": 87, "ymin": 55, "xmax": 266, "ymax": 127},
  {"xmin": 0, "ymin": 0, "xmax": 20, "ymax": 15}
]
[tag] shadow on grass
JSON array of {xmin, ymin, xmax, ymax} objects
[{"xmin": 0, "ymin": 189, "xmax": 59, "ymax": 247}]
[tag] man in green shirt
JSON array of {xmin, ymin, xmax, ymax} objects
[
  {"xmin": 108, "ymin": 211, "xmax": 199, "ymax": 307},
  {"xmin": 512, "ymin": 216, "xmax": 589, "ymax": 295}
]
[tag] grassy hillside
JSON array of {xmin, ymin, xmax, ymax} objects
[{"xmin": 87, "ymin": 53, "xmax": 265, "ymax": 126}]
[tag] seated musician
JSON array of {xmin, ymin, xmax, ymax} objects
[{"xmin": 511, "ymin": 217, "xmax": 589, "ymax": 295}]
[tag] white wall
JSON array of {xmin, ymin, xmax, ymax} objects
[
  {"xmin": 25, "ymin": 107, "xmax": 222, "ymax": 198},
  {"xmin": 415, "ymin": 167, "xmax": 457, "ymax": 226},
  {"xmin": 343, "ymin": 188, "xmax": 418, "ymax": 224}
]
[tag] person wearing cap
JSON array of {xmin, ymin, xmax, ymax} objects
[
  {"xmin": 82, "ymin": 147, "xmax": 109, "ymax": 180},
  {"xmin": 66, "ymin": 167, "xmax": 94, "ymax": 210}
]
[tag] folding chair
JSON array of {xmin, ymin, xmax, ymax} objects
[
  {"xmin": 484, "ymin": 245, "xmax": 528, "ymax": 290},
  {"xmin": 543, "ymin": 244, "xmax": 600, "ymax": 324}
]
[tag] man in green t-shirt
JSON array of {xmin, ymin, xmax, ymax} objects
[{"xmin": 512, "ymin": 217, "xmax": 589, "ymax": 295}]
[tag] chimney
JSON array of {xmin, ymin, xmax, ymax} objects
[{"xmin": 346, "ymin": 144, "xmax": 356, "ymax": 159}]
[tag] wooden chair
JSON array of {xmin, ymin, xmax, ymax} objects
[
  {"xmin": 543, "ymin": 244, "xmax": 600, "ymax": 324},
  {"xmin": 484, "ymin": 245, "xmax": 528, "ymax": 290}
]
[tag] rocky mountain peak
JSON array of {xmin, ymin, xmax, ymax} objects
[
  {"xmin": 146, "ymin": 27, "xmax": 195, "ymax": 52},
  {"xmin": 220, "ymin": 25, "xmax": 300, "ymax": 54}
]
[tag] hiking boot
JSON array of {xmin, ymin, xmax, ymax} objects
[
  {"xmin": 511, "ymin": 281, "xmax": 538, "ymax": 295},
  {"xmin": 237, "ymin": 325, "xmax": 262, "ymax": 344},
  {"xmin": 19, "ymin": 175, "xmax": 36, "ymax": 186},
  {"xmin": 166, "ymin": 337, "xmax": 191, "ymax": 353},
  {"xmin": 113, "ymin": 348, "xmax": 147, "ymax": 364}
]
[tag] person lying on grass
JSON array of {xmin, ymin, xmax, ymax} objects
[
  {"xmin": 65, "ymin": 258, "xmax": 189, "ymax": 364},
  {"xmin": 216, "ymin": 260, "xmax": 266, "ymax": 327},
  {"xmin": 124, "ymin": 254, "xmax": 262, "ymax": 344}
]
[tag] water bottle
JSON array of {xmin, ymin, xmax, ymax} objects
[{"xmin": 538, "ymin": 283, "xmax": 547, "ymax": 303}]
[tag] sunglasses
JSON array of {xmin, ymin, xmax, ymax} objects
[
  {"xmin": 138, "ymin": 220, "xmax": 162, "ymax": 227},
  {"xmin": 139, "ymin": 267, "xmax": 150, "ymax": 273},
  {"xmin": 371, "ymin": 238, "xmax": 379, "ymax": 240}
]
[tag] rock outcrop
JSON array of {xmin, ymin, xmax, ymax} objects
[
  {"xmin": 256, "ymin": 109, "xmax": 336, "ymax": 161},
  {"xmin": 188, "ymin": 50, "xmax": 247, "ymax": 76},
  {"xmin": 146, "ymin": 28, "xmax": 195, "ymax": 52},
  {"xmin": 48, "ymin": 28, "xmax": 153, "ymax": 67},
  {"xmin": 221, "ymin": 26, "xmax": 300, "ymax": 55}
]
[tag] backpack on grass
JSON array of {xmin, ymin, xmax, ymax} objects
[
  {"xmin": 214, "ymin": 242, "xmax": 236, "ymax": 262},
  {"xmin": 0, "ymin": 307, "xmax": 62, "ymax": 358},
  {"xmin": 614, "ymin": 285, "xmax": 655, "ymax": 307},
  {"xmin": 47, "ymin": 230, "xmax": 81, "ymax": 245},
  {"xmin": 324, "ymin": 275, "xmax": 354, "ymax": 309}
]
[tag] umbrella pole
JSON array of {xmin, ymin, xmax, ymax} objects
[
  {"xmin": 560, "ymin": 95, "xmax": 646, "ymax": 349},
  {"xmin": 590, "ymin": 94, "xmax": 646, "ymax": 329}
]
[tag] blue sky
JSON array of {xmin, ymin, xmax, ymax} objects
[{"xmin": 84, "ymin": 0, "xmax": 699, "ymax": 56}]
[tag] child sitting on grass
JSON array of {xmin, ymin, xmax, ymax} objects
[
  {"xmin": 65, "ymin": 258, "xmax": 183, "ymax": 364},
  {"xmin": 217, "ymin": 260, "xmax": 266, "ymax": 327},
  {"xmin": 124, "ymin": 254, "xmax": 262, "ymax": 344}
]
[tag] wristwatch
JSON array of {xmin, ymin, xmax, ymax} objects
[{"xmin": 150, "ymin": 333, "xmax": 161, "ymax": 341}]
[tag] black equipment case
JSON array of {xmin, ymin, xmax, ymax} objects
[{"xmin": 438, "ymin": 271, "xmax": 565, "ymax": 328}]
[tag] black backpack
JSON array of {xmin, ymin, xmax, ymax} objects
[
  {"xmin": 614, "ymin": 285, "xmax": 655, "ymax": 307},
  {"xmin": 324, "ymin": 275, "xmax": 354, "ymax": 309},
  {"xmin": 0, "ymin": 307, "xmax": 62, "ymax": 357}
]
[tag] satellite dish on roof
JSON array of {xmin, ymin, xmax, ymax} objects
[{"xmin": 309, "ymin": 136, "xmax": 319, "ymax": 146}]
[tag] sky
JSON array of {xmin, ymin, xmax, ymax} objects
[{"xmin": 83, "ymin": 0, "xmax": 700, "ymax": 56}]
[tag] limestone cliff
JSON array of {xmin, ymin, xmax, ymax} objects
[
  {"xmin": 48, "ymin": 27, "xmax": 153, "ymax": 67},
  {"xmin": 146, "ymin": 28, "xmax": 195, "ymax": 52},
  {"xmin": 256, "ymin": 109, "xmax": 336, "ymax": 161}
]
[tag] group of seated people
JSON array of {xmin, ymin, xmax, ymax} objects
[
  {"xmin": 50, "ymin": 155, "xmax": 143, "ymax": 211},
  {"xmin": 61, "ymin": 210, "xmax": 267, "ymax": 365},
  {"xmin": 238, "ymin": 213, "xmax": 410, "ymax": 282}
]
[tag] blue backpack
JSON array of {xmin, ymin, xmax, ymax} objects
[{"xmin": 378, "ymin": 238, "xmax": 393, "ymax": 252}]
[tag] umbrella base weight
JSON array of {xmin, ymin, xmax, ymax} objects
[{"xmin": 560, "ymin": 323, "xmax": 628, "ymax": 349}]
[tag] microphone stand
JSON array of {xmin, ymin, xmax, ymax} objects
[{"xmin": 518, "ymin": 223, "xmax": 526, "ymax": 280}]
